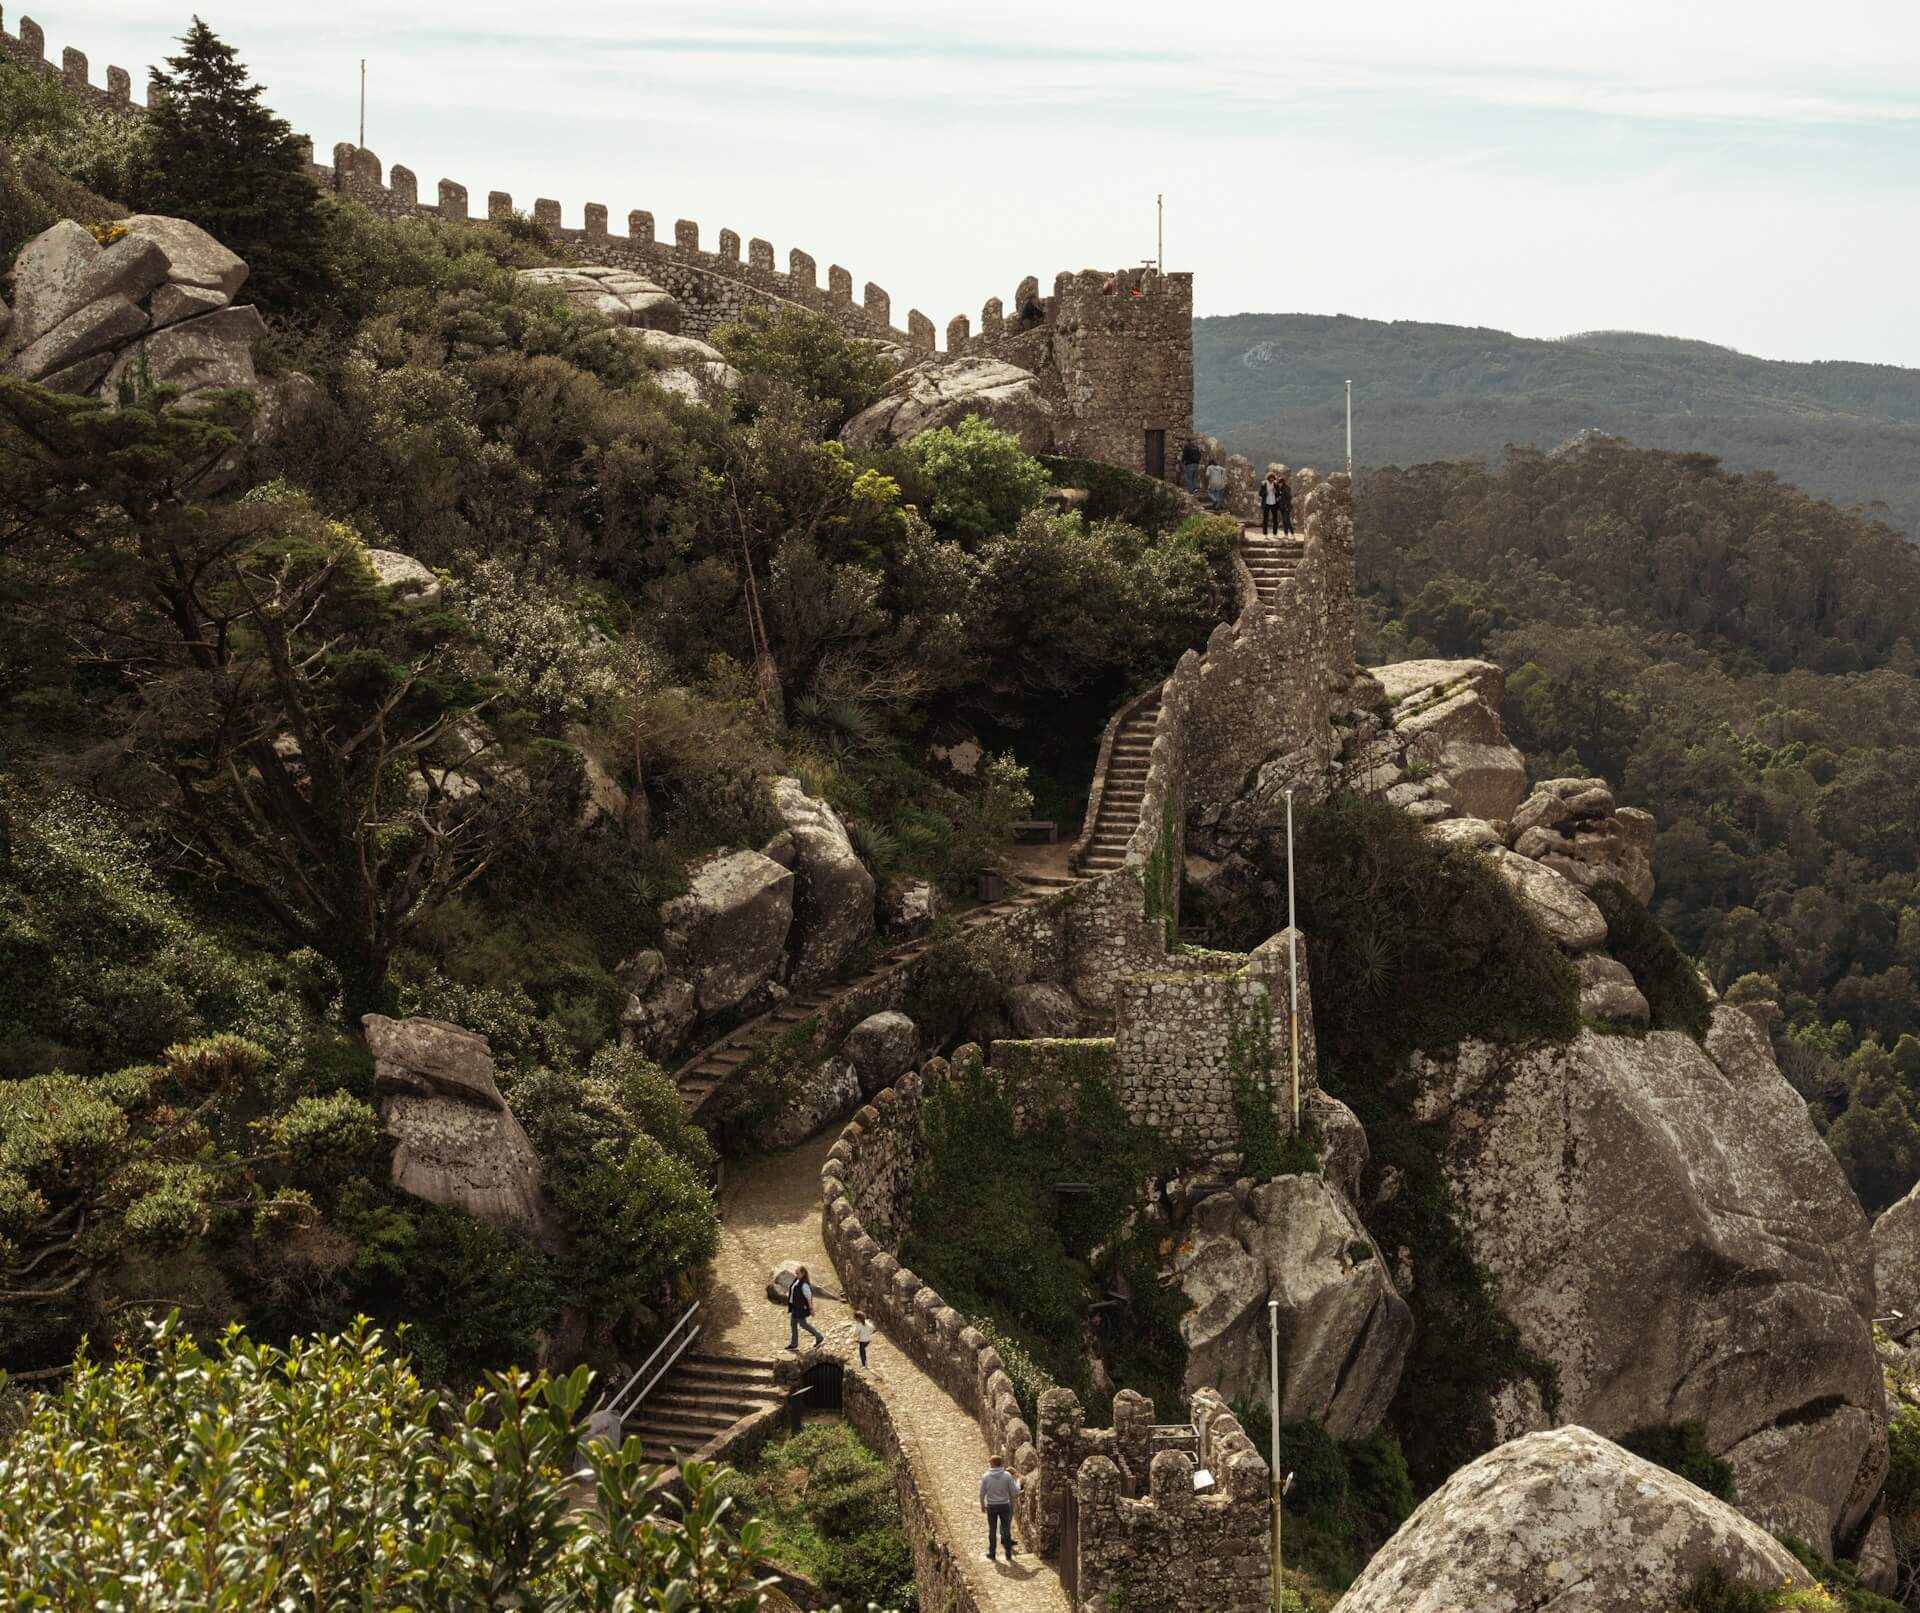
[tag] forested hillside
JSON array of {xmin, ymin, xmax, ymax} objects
[
  {"xmin": 0, "ymin": 27, "xmax": 1228, "ymax": 1382},
  {"xmin": 1358, "ymin": 439, "xmax": 1920, "ymax": 1210},
  {"xmin": 1198, "ymin": 312, "xmax": 1920, "ymax": 538}
]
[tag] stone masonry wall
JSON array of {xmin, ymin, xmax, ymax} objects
[
  {"xmin": 822, "ymin": 1057, "xmax": 1272, "ymax": 1607},
  {"xmin": 1111, "ymin": 929, "xmax": 1318, "ymax": 1157},
  {"xmin": 1, "ymin": 9, "xmax": 153, "ymax": 119},
  {"xmin": 1183, "ymin": 472, "xmax": 1353, "ymax": 815}
]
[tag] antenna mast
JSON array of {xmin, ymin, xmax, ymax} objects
[
  {"xmin": 358, "ymin": 59, "xmax": 366, "ymax": 149},
  {"xmin": 1156, "ymin": 193, "xmax": 1163, "ymax": 271}
]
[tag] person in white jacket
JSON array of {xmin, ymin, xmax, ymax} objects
[{"xmin": 979, "ymin": 1455, "xmax": 1022, "ymax": 1562}]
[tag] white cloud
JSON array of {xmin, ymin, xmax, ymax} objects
[{"xmin": 21, "ymin": 1, "xmax": 1920, "ymax": 364}]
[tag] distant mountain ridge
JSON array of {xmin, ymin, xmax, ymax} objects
[{"xmin": 1195, "ymin": 313, "xmax": 1920, "ymax": 537}]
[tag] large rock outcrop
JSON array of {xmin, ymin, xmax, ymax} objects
[
  {"xmin": 518, "ymin": 265, "xmax": 680, "ymax": 330},
  {"xmin": 767, "ymin": 777, "xmax": 874, "ymax": 985},
  {"xmin": 4, "ymin": 216, "xmax": 304, "ymax": 490},
  {"xmin": 1873, "ymin": 1183, "xmax": 1920, "ymax": 1345},
  {"xmin": 1369, "ymin": 659, "xmax": 1528, "ymax": 822},
  {"xmin": 841, "ymin": 356, "xmax": 1055, "ymax": 452},
  {"xmin": 363, "ymin": 1013, "xmax": 561, "ymax": 1250},
  {"xmin": 1507, "ymin": 776, "xmax": 1656, "ymax": 905},
  {"xmin": 1333, "ymin": 1426, "xmax": 1815, "ymax": 1613},
  {"xmin": 1409, "ymin": 1011, "xmax": 1886, "ymax": 1552},
  {"xmin": 661, "ymin": 849, "xmax": 795, "ymax": 1013},
  {"xmin": 1174, "ymin": 1174, "xmax": 1410, "ymax": 1438}
]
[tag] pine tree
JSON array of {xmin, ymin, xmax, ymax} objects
[{"xmin": 129, "ymin": 17, "xmax": 331, "ymax": 315}]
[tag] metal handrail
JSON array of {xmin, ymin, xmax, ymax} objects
[{"xmin": 603, "ymin": 1300, "xmax": 702, "ymax": 1422}]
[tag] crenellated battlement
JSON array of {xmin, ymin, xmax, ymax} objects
[
  {"xmin": 3, "ymin": 8, "xmax": 1196, "ymax": 474},
  {"xmin": 0, "ymin": 8, "xmax": 157, "ymax": 116}
]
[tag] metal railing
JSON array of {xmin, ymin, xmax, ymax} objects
[{"xmin": 602, "ymin": 1300, "xmax": 702, "ymax": 1424}]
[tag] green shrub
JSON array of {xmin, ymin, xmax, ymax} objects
[
  {"xmin": 1039, "ymin": 456, "xmax": 1188, "ymax": 531},
  {"xmin": 713, "ymin": 305, "xmax": 895, "ymax": 430},
  {"xmin": 1592, "ymin": 879, "xmax": 1714, "ymax": 1039},
  {"xmin": 0, "ymin": 1315, "xmax": 781, "ymax": 1609},
  {"xmin": 909, "ymin": 416, "xmax": 1050, "ymax": 543},
  {"xmin": 1620, "ymin": 1420, "xmax": 1735, "ymax": 1498},
  {"xmin": 724, "ymin": 1423, "xmax": 918, "ymax": 1612},
  {"xmin": 900, "ymin": 1054, "xmax": 1182, "ymax": 1420}
]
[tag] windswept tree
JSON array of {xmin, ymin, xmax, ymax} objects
[
  {"xmin": 127, "ymin": 16, "xmax": 331, "ymax": 315},
  {"xmin": 0, "ymin": 379, "xmax": 539, "ymax": 1008}
]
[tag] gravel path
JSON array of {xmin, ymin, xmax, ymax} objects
[{"xmin": 704, "ymin": 1139, "xmax": 1066, "ymax": 1613}]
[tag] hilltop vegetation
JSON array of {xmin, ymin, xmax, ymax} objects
[
  {"xmin": 0, "ymin": 21, "xmax": 1226, "ymax": 1381},
  {"xmin": 1197, "ymin": 312, "xmax": 1920, "ymax": 537},
  {"xmin": 1358, "ymin": 439, "xmax": 1920, "ymax": 1210}
]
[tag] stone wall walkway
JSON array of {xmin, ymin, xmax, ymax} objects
[{"xmin": 703, "ymin": 1138, "xmax": 1066, "ymax": 1613}]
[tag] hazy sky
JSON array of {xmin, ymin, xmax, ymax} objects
[{"xmin": 27, "ymin": 2, "xmax": 1920, "ymax": 366}]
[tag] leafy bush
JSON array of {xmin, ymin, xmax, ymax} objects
[
  {"xmin": 1619, "ymin": 1420, "xmax": 1735, "ymax": 1498},
  {"xmin": 1039, "ymin": 455, "xmax": 1188, "ymax": 530},
  {"xmin": 909, "ymin": 416, "xmax": 1051, "ymax": 543},
  {"xmin": 0, "ymin": 1315, "xmax": 791, "ymax": 1609},
  {"xmin": 725, "ymin": 1423, "xmax": 918, "ymax": 1612},
  {"xmin": 1591, "ymin": 879, "xmax": 1714, "ymax": 1039},
  {"xmin": 900, "ymin": 1055, "xmax": 1182, "ymax": 1419},
  {"xmin": 713, "ymin": 305, "xmax": 896, "ymax": 430}
]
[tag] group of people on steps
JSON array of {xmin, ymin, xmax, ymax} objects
[
  {"xmin": 780, "ymin": 1266, "xmax": 1024, "ymax": 1565},
  {"xmin": 1179, "ymin": 436, "xmax": 1294, "ymax": 532}
]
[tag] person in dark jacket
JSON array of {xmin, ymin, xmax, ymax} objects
[
  {"xmin": 1260, "ymin": 469, "xmax": 1293, "ymax": 536},
  {"xmin": 786, "ymin": 1265, "xmax": 823, "ymax": 1350},
  {"xmin": 1180, "ymin": 436, "xmax": 1203, "ymax": 493}
]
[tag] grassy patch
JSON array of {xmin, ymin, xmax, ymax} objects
[
  {"xmin": 723, "ymin": 1423, "xmax": 918, "ymax": 1612},
  {"xmin": 899, "ymin": 1057, "xmax": 1186, "ymax": 1421},
  {"xmin": 1591, "ymin": 878, "xmax": 1713, "ymax": 1040}
]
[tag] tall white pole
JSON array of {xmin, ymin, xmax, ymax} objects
[
  {"xmin": 1157, "ymin": 193, "xmax": 1164, "ymax": 272},
  {"xmin": 1345, "ymin": 379, "xmax": 1353, "ymax": 480},
  {"xmin": 1269, "ymin": 1298, "xmax": 1283, "ymax": 1610},
  {"xmin": 358, "ymin": 59, "xmax": 365, "ymax": 149},
  {"xmin": 1285, "ymin": 789, "xmax": 1300, "ymax": 1130}
]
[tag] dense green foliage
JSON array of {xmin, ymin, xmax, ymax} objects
[
  {"xmin": 127, "ymin": 20, "xmax": 332, "ymax": 313},
  {"xmin": 1619, "ymin": 1420, "xmax": 1735, "ymax": 1499},
  {"xmin": 0, "ymin": 1314, "xmax": 804, "ymax": 1610},
  {"xmin": 0, "ymin": 14, "xmax": 1237, "ymax": 1393},
  {"xmin": 1591, "ymin": 881, "xmax": 1714, "ymax": 1038},
  {"xmin": 1212, "ymin": 792, "xmax": 1574, "ymax": 1491},
  {"xmin": 1197, "ymin": 312, "xmax": 1920, "ymax": 537},
  {"xmin": 723, "ymin": 1423, "xmax": 918, "ymax": 1611},
  {"xmin": 899, "ymin": 1054, "xmax": 1184, "ymax": 1422},
  {"xmin": 1354, "ymin": 439, "xmax": 1920, "ymax": 1210}
]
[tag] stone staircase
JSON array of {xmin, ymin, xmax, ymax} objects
[
  {"xmin": 671, "ymin": 874, "xmax": 1080, "ymax": 1116},
  {"xmin": 1241, "ymin": 524, "xmax": 1305, "ymax": 607},
  {"xmin": 621, "ymin": 1352, "xmax": 785, "ymax": 1465},
  {"xmin": 1074, "ymin": 691, "xmax": 1162, "ymax": 874}
]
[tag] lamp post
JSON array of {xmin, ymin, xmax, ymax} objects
[
  {"xmin": 1269, "ymin": 1297, "xmax": 1282, "ymax": 1610},
  {"xmin": 1345, "ymin": 379, "xmax": 1353, "ymax": 480},
  {"xmin": 1285, "ymin": 789, "xmax": 1300, "ymax": 1129}
]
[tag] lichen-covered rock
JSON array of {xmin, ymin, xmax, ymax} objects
[
  {"xmin": 768, "ymin": 777, "xmax": 874, "ymax": 985},
  {"xmin": 759, "ymin": 1054, "xmax": 860, "ymax": 1149},
  {"xmin": 662, "ymin": 850, "xmax": 795, "ymax": 1012},
  {"xmin": 1488, "ymin": 845, "xmax": 1608, "ymax": 951},
  {"xmin": 1332, "ymin": 1426, "xmax": 1814, "ymax": 1613},
  {"xmin": 1506, "ymin": 778, "xmax": 1656, "ymax": 905},
  {"xmin": 518, "ymin": 264, "xmax": 680, "ymax": 331},
  {"xmin": 1006, "ymin": 982, "xmax": 1082, "ymax": 1039},
  {"xmin": 1857, "ymin": 1512, "xmax": 1899, "ymax": 1596},
  {"xmin": 365, "ymin": 548, "xmax": 442, "ymax": 606},
  {"xmin": 1176, "ymin": 1175, "xmax": 1410, "ymax": 1438},
  {"xmin": 119, "ymin": 213, "xmax": 249, "ymax": 297},
  {"xmin": 1872, "ymin": 1182, "xmax": 1920, "ymax": 1344},
  {"xmin": 1306, "ymin": 1090, "xmax": 1369, "ymax": 1205},
  {"xmin": 1578, "ymin": 952, "xmax": 1650, "ymax": 1027},
  {"xmin": 1411, "ymin": 1014, "xmax": 1886, "ymax": 1552},
  {"xmin": 1372, "ymin": 659, "xmax": 1527, "ymax": 821},
  {"xmin": 878, "ymin": 874, "xmax": 941, "ymax": 937},
  {"xmin": 362, "ymin": 1013, "xmax": 561, "ymax": 1249},
  {"xmin": 841, "ymin": 356, "xmax": 1055, "ymax": 453},
  {"xmin": 841, "ymin": 1010, "xmax": 919, "ymax": 1097}
]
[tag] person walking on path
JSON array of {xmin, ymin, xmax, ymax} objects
[
  {"xmin": 854, "ymin": 1310, "xmax": 876, "ymax": 1367},
  {"xmin": 1260, "ymin": 468, "xmax": 1293, "ymax": 536},
  {"xmin": 786, "ymin": 1265, "xmax": 823, "ymax": 1351},
  {"xmin": 1180, "ymin": 436, "xmax": 1203, "ymax": 493},
  {"xmin": 979, "ymin": 1455, "xmax": 1022, "ymax": 1562},
  {"xmin": 1203, "ymin": 459, "xmax": 1230, "ymax": 511}
]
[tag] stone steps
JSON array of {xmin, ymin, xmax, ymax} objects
[{"xmin": 620, "ymin": 1351, "xmax": 785, "ymax": 1465}]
